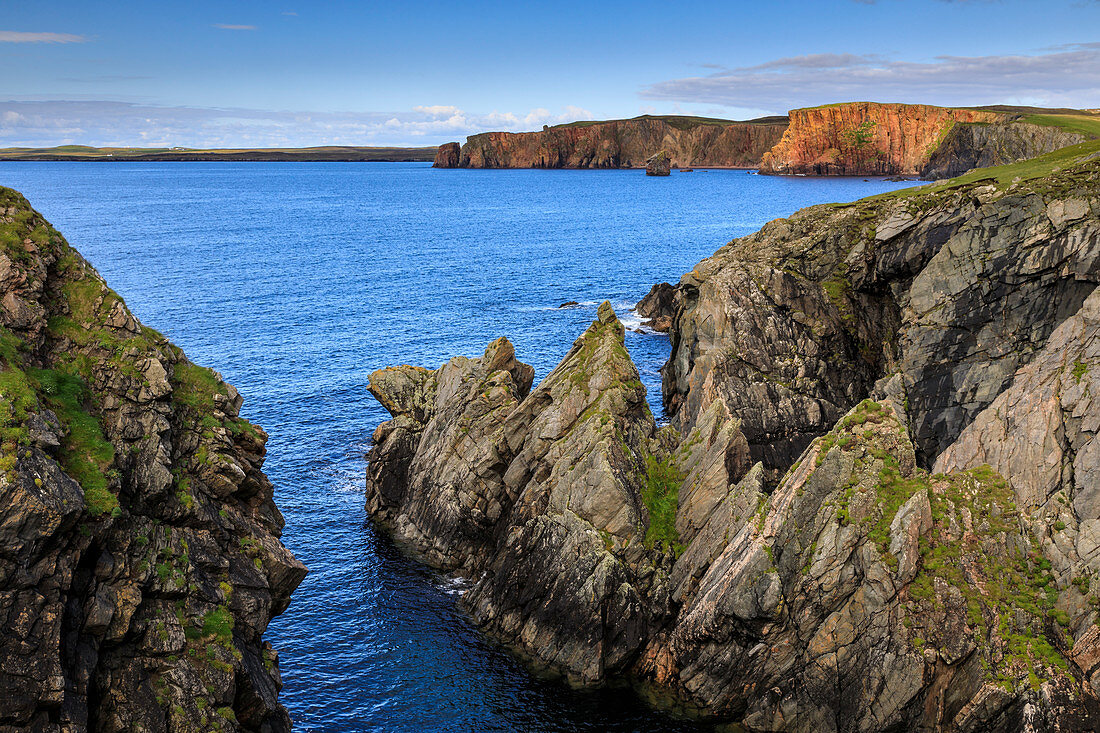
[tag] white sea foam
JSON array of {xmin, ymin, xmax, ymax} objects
[{"xmin": 436, "ymin": 575, "xmax": 472, "ymax": 596}]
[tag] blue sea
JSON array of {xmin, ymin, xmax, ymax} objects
[{"xmin": 0, "ymin": 162, "xmax": 919, "ymax": 732}]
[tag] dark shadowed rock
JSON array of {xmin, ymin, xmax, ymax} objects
[
  {"xmin": 635, "ymin": 282, "xmax": 677, "ymax": 331},
  {"xmin": 922, "ymin": 121, "xmax": 1086, "ymax": 180},
  {"xmin": 432, "ymin": 141, "xmax": 461, "ymax": 168}
]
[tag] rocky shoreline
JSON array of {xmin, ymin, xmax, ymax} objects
[{"xmin": 368, "ymin": 147, "xmax": 1100, "ymax": 730}]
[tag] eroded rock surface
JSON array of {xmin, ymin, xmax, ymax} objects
[
  {"xmin": 0, "ymin": 187, "xmax": 306, "ymax": 732},
  {"xmin": 646, "ymin": 150, "xmax": 671, "ymax": 176}
]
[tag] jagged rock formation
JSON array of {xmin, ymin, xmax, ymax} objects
[
  {"xmin": 645, "ymin": 150, "xmax": 671, "ymax": 176},
  {"xmin": 367, "ymin": 306, "xmax": 673, "ymax": 683},
  {"xmin": 432, "ymin": 142, "xmax": 461, "ymax": 168},
  {"xmin": 0, "ymin": 187, "xmax": 306, "ymax": 732},
  {"xmin": 922, "ymin": 121, "xmax": 1087, "ymax": 179},
  {"xmin": 454, "ymin": 115, "xmax": 788, "ymax": 169},
  {"xmin": 759, "ymin": 102, "xmax": 1003, "ymax": 176},
  {"xmin": 366, "ymin": 148, "xmax": 1100, "ymax": 730},
  {"xmin": 634, "ymin": 282, "xmax": 676, "ymax": 332}
]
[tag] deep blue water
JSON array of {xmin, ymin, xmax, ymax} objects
[{"xmin": 0, "ymin": 162, "xmax": 919, "ymax": 732}]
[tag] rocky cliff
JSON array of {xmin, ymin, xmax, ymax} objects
[
  {"xmin": 922, "ymin": 121, "xmax": 1087, "ymax": 179},
  {"xmin": 366, "ymin": 143, "xmax": 1100, "ymax": 730},
  {"xmin": 0, "ymin": 186, "xmax": 306, "ymax": 732},
  {"xmin": 432, "ymin": 142, "xmax": 460, "ymax": 169},
  {"xmin": 442, "ymin": 115, "xmax": 789, "ymax": 169},
  {"xmin": 759, "ymin": 102, "xmax": 1004, "ymax": 176}
]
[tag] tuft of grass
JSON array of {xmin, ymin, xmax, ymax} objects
[{"xmin": 201, "ymin": 605, "xmax": 234, "ymax": 644}]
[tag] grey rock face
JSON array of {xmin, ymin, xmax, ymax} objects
[
  {"xmin": 0, "ymin": 187, "xmax": 305, "ymax": 732},
  {"xmin": 663, "ymin": 164, "xmax": 1100, "ymax": 471},
  {"xmin": 368, "ymin": 302, "xmax": 690, "ymax": 683},
  {"xmin": 922, "ymin": 121, "xmax": 1086, "ymax": 180}
]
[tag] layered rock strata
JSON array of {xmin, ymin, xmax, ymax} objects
[
  {"xmin": 367, "ymin": 151, "xmax": 1100, "ymax": 730},
  {"xmin": 0, "ymin": 186, "xmax": 306, "ymax": 732},
  {"xmin": 445, "ymin": 115, "xmax": 788, "ymax": 169},
  {"xmin": 432, "ymin": 142, "xmax": 461, "ymax": 169},
  {"xmin": 759, "ymin": 102, "xmax": 1003, "ymax": 176}
]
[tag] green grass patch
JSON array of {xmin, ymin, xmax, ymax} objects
[
  {"xmin": 201, "ymin": 605, "xmax": 234, "ymax": 644},
  {"xmin": 641, "ymin": 454, "xmax": 685, "ymax": 554},
  {"xmin": 1022, "ymin": 113, "xmax": 1100, "ymax": 139},
  {"xmin": 29, "ymin": 367, "xmax": 117, "ymax": 516}
]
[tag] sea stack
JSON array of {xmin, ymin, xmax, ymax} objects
[
  {"xmin": 433, "ymin": 142, "xmax": 461, "ymax": 168},
  {"xmin": 646, "ymin": 150, "xmax": 671, "ymax": 176},
  {"xmin": 366, "ymin": 150, "xmax": 1100, "ymax": 730}
]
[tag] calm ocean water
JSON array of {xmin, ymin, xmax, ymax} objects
[{"xmin": 0, "ymin": 162, "xmax": 918, "ymax": 732}]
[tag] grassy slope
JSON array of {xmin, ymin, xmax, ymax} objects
[{"xmin": 868, "ymin": 137, "xmax": 1100, "ymax": 203}]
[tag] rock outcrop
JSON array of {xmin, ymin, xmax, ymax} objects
[
  {"xmin": 367, "ymin": 304, "xmax": 682, "ymax": 683},
  {"xmin": 0, "ymin": 186, "xmax": 306, "ymax": 731},
  {"xmin": 645, "ymin": 150, "xmax": 671, "ymax": 176},
  {"xmin": 634, "ymin": 282, "xmax": 677, "ymax": 332},
  {"xmin": 922, "ymin": 121, "xmax": 1087, "ymax": 179},
  {"xmin": 432, "ymin": 142, "xmax": 461, "ymax": 168},
  {"xmin": 455, "ymin": 115, "xmax": 788, "ymax": 169},
  {"xmin": 759, "ymin": 102, "xmax": 1004, "ymax": 176},
  {"xmin": 367, "ymin": 146, "xmax": 1100, "ymax": 730}
]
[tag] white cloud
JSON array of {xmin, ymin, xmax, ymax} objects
[
  {"xmin": 413, "ymin": 105, "xmax": 463, "ymax": 117},
  {"xmin": 643, "ymin": 43, "xmax": 1100, "ymax": 112},
  {"xmin": 0, "ymin": 100, "xmax": 596, "ymax": 148},
  {"xmin": 212, "ymin": 24, "xmax": 257, "ymax": 31},
  {"xmin": 0, "ymin": 31, "xmax": 85, "ymax": 43}
]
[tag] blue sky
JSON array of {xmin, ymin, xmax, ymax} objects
[{"xmin": 2, "ymin": 0, "xmax": 1099, "ymax": 147}]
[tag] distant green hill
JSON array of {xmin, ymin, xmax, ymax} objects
[{"xmin": 0, "ymin": 145, "xmax": 438, "ymax": 162}]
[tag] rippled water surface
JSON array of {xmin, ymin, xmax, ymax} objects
[{"xmin": 0, "ymin": 163, "xmax": 919, "ymax": 732}]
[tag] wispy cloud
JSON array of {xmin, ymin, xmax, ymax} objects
[
  {"xmin": 212, "ymin": 24, "xmax": 257, "ymax": 31},
  {"xmin": 0, "ymin": 31, "xmax": 85, "ymax": 43},
  {"xmin": 642, "ymin": 43, "xmax": 1100, "ymax": 112},
  {"xmin": 0, "ymin": 100, "xmax": 595, "ymax": 148}
]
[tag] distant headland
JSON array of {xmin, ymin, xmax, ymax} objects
[
  {"xmin": 0, "ymin": 145, "xmax": 438, "ymax": 162},
  {"xmin": 435, "ymin": 102, "xmax": 1100, "ymax": 179}
]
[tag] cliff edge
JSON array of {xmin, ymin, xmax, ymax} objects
[
  {"xmin": 452, "ymin": 115, "xmax": 788, "ymax": 169},
  {"xmin": 0, "ymin": 187, "xmax": 306, "ymax": 732}
]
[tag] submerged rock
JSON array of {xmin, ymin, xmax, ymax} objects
[{"xmin": 0, "ymin": 186, "xmax": 306, "ymax": 731}]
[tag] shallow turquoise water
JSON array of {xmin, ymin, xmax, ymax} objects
[{"xmin": 0, "ymin": 162, "xmax": 919, "ymax": 731}]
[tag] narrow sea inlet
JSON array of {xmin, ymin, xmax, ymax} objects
[{"xmin": 0, "ymin": 162, "xmax": 918, "ymax": 731}]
